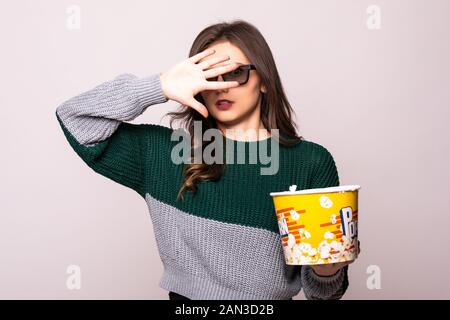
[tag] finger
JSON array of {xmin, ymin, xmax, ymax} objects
[
  {"xmin": 205, "ymin": 80, "xmax": 240, "ymax": 91},
  {"xmin": 189, "ymin": 48, "xmax": 215, "ymax": 64},
  {"xmin": 187, "ymin": 98, "xmax": 209, "ymax": 118},
  {"xmin": 197, "ymin": 55, "xmax": 231, "ymax": 70},
  {"xmin": 203, "ymin": 62, "xmax": 240, "ymax": 79}
]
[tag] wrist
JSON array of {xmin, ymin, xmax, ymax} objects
[
  {"xmin": 311, "ymin": 267, "xmax": 341, "ymax": 278},
  {"xmin": 131, "ymin": 73, "xmax": 169, "ymax": 108},
  {"xmin": 159, "ymin": 72, "xmax": 170, "ymax": 100}
]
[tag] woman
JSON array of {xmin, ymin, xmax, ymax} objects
[{"xmin": 55, "ymin": 19, "xmax": 358, "ymax": 300}]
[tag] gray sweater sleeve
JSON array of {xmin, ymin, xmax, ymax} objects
[
  {"xmin": 56, "ymin": 73, "xmax": 168, "ymax": 146},
  {"xmin": 55, "ymin": 73, "xmax": 170, "ymax": 197},
  {"xmin": 301, "ymin": 265, "xmax": 349, "ymax": 300}
]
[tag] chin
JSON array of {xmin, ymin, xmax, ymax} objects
[{"xmin": 213, "ymin": 113, "xmax": 246, "ymax": 127}]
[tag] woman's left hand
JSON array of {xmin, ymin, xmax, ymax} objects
[{"xmin": 310, "ymin": 240, "xmax": 361, "ymax": 277}]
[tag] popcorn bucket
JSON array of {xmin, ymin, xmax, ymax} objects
[{"xmin": 270, "ymin": 185, "xmax": 360, "ymax": 265}]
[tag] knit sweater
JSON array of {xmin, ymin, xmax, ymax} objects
[{"xmin": 55, "ymin": 72, "xmax": 349, "ymax": 300}]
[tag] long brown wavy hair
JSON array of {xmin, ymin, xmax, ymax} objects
[{"xmin": 165, "ymin": 19, "xmax": 304, "ymax": 202}]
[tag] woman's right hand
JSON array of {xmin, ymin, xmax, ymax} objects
[{"xmin": 159, "ymin": 48, "xmax": 241, "ymax": 118}]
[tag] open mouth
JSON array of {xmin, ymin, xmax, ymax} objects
[{"xmin": 215, "ymin": 99, "xmax": 234, "ymax": 110}]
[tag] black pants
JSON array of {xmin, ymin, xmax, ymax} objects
[{"xmin": 169, "ymin": 291, "xmax": 191, "ymax": 300}]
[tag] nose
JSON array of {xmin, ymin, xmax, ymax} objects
[
  {"xmin": 217, "ymin": 80, "xmax": 229, "ymax": 94},
  {"xmin": 214, "ymin": 74, "xmax": 230, "ymax": 93}
]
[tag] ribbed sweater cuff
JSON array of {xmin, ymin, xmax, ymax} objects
[
  {"xmin": 131, "ymin": 73, "xmax": 168, "ymax": 110},
  {"xmin": 301, "ymin": 265, "xmax": 346, "ymax": 299}
]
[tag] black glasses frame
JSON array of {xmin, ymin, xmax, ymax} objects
[{"xmin": 207, "ymin": 64, "xmax": 257, "ymax": 85}]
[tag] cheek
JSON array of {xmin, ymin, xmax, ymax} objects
[
  {"xmin": 246, "ymin": 77, "xmax": 262, "ymax": 98},
  {"xmin": 240, "ymin": 83, "xmax": 261, "ymax": 105}
]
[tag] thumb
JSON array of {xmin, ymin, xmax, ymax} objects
[{"xmin": 188, "ymin": 98, "xmax": 209, "ymax": 119}]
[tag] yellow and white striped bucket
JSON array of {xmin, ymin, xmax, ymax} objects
[{"xmin": 270, "ymin": 185, "xmax": 360, "ymax": 265}]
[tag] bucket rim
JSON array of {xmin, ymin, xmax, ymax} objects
[{"xmin": 269, "ymin": 184, "xmax": 361, "ymax": 197}]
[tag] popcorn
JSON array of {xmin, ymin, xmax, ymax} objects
[
  {"xmin": 299, "ymin": 228, "xmax": 311, "ymax": 240},
  {"xmin": 287, "ymin": 239, "xmax": 341, "ymax": 264},
  {"xmin": 319, "ymin": 196, "xmax": 333, "ymax": 209},
  {"xmin": 287, "ymin": 233, "xmax": 296, "ymax": 248},
  {"xmin": 290, "ymin": 245, "xmax": 300, "ymax": 262},
  {"xmin": 318, "ymin": 240, "xmax": 329, "ymax": 249},
  {"xmin": 299, "ymin": 242, "xmax": 312, "ymax": 254},
  {"xmin": 319, "ymin": 246, "xmax": 331, "ymax": 259},
  {"xmin": 342, "ymin": 235, "xmax": 352, "ymax": 249},
  {"xmin": 282, "ymin": 245, "xmax": 290, "ymax": 258},
  {"xmin": 324, "ymin": 231, "xmax": 335, "ymax": 240},
  {"xmin": 308, "ymin": 248, "xmax": 317, "ymax": 257},
  {"xmin": 330, "ymin": 241, "xmax": 343, "ymax": 253},
  {"xmin": 330, "ymin": 214, "xmax": 337, "ymax": 224},
  {"xmin": 299, "ymin": 228, "xmax": 305, "ymax": 239},
  {"xmin": 289, "ymin": 209, "xmax": 299, "ymax": 220},
  {"xmin": 304, "ymin": 230, "xmax": 311, "ymax": 239},
  {"xmin": 299, "ymin": 255, "xmax": 310, "ymax": 264},
  {"xmin": 330, "ymin": 241, "xmax": 342, "ymax": 260}
]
